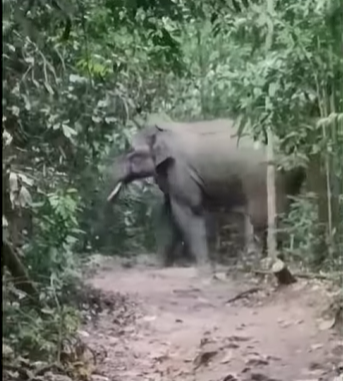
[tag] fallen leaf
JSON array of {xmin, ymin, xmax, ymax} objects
[
  {"xmin": 226, "ymin": 342, "xmax": 240, "ymax": 349},
  {"xmin": 213, "ymin": 272, "xmax": 227, "ymax": 282},
  {"xmin": 220, "ymin": 350, "xmax": 233, "ymax": 364},
  {"xmin": 245, "ymin": 354, "xmax": 269, "ymax": 366},
  {"xmin": 91, "ymin": 375, "xmax": 110, "ymax": 381},
  {"xmin": 331, "ymin": 342, "xmax": 343, "ymax": 356},
  {"xmin": 223, "ymin": 374, "xmax": 239, "ymax": 381},
  {"xmin": 108, "ymin": 337, "xmax": 120, "ymax": 348},
  {"xmin": 228, "ymin": 334, "xmax": 251, "ymax": 342},
  {"xmin": 195, "ymin": 296, "xmax": 212, "ymax": 306},
  {"xmin": 236, "ymin": 323, "xmax": 247, "ymax": 331},
  {"xmin": 265, "ymin": 354, "xmax": 281, "ymax": 361},
  {"xmin": 309, "ymin": 343, "xmax": 323, "ymax": 351},
  {"xmin": 2, "ymin": 344, "xmax": 14, "ymax": 358},
  {"xmin": 278, "ymin": 319, "xmax": 292, "ymax": 328},
  {"xmin": 318, "ymin": 318, "xmax": 335, "ymax": 331},
  {"xmin": 150, "ymin": 352, "xmax": 169, "ymax": 362},
  {"xmin": 183, "ymin": 357, "xmax": 193, "ymax": 363},
  {"xmin": 193, "ymin": 350, "xmax": 218, "ymax": 369},
  {"xmin": 336, "ymin": 361, "xmax": 343, "ymax": 371},
  {"xmin": 308, "ymin": 361, "xmax": 325, "ymax": 371},
  {"xmin": 77, "ymin": 329, "xmax": 90, "ymax": 338},
  {"xmin": 200, "ymin": 336, "xmax": 216, "ymax": 347},
  {"xmin": 249, "ymin": 373, "xmax": 280, "ymax": 381},
  {"xmin": 241, "ymin": 366, "xmax": 251, "ymax": 373},
  {"xmin": 143, "ymin": 315, "xmax": 157, "ymax": 322}
]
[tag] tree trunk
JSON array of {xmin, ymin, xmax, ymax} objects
[{"xmin": 266, "ymin": 127, "xmax": 277, "ymax": 259}]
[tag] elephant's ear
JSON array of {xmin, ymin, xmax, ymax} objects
[{"xmin": 152, "ymin": 127, "xmax": 172, "ymax": 167}]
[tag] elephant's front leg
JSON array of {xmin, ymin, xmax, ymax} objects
[
  {"xmin": 169, "ymin": 198, "xmax": 214, "ymax": 277},
  {"xmin": 156, "ymin": 222, "xmax": 182, "ymax": 267},
  {"xmin": 154, "ymin": 195, "xmax": 184, "ymax": 267}
]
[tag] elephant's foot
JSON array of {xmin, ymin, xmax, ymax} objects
[
  {"xmin": 212, "ymin": 271, "xmax": 227, "ymax": 282},
  {"xmin": 199, "ymin": 273, "xmax": 226, "ymax": 286},
  {"xmin": 175, "ymin": 258, "xmax": 193, "ymax": 268},
  {"xmin": 195, "ymin": 262, "xmax": 217, "ymax": 285},
  {"xmin": 157, "ymin": 253, "xmax": 174, "ymax": 268}
]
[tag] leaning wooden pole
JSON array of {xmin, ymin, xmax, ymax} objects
[
  {"xmin": 265, "ymin": 0, "xmax": 296, "ymax": 285},
  {"xmin": 265, "ymin": 0, "xmax": 277, "ymax": 260}
]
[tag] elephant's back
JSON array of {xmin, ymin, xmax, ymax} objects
[
  {"xmin": 177, "ymin": 127, "xmax": 268, "ymax": 203},
  {"xmin": 190, "ymin": 127, "xmax": 268, "ymax": 177},
  {"xmin": 157, "ymin": 118, "xmax": 270, "ymax": 203},
  {"xmin": 157, "ymin": 118, "xmax": 237, "ymax": 136}
]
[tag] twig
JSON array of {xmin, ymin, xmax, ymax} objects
[
  {"xmin": 29, "ymin": 362, "xmax": 65, "ymax": 380},
  {"xmin": 2, "ymin": 238, "xmax": 39, "ymax": 299},
  {"xmin": 225, "ymin": 287, "xmax": 262, "ymax": 304},
  {"xmin": 3, "ymin": 364, "xmax": 33, "ymax": 380}
]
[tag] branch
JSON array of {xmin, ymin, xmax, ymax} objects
[{"xmin": 2, "ymin": 238, "xmax": 39, "ymax": 300}]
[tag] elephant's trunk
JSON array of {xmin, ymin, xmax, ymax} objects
[{"xmin": 107, "ymin": 153, "xmax": 131, "ymax": 203}]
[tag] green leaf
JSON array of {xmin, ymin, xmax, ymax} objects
[
  {"xmin": 2, "ymin": 215, "xmax": 8, "ymax": 227},
  {"xmin": 62, "ymin": 124, "xmax": 77, "ymax": 139},
  {"xmin": 268, "ymin": 82, "xmax": 278, "ymax": 97},
  {"xmin": 41, "ymin": 308, "xmax": 55, "ymax": 315},
  {"xmin": 44, "ymin": 82, "xmax": 54, "ymax": 95}
]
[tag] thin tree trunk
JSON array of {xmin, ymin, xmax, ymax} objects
[
  {"xmin": 197, "ymin": 22, "xmax": 206, "ymax": 118},
  {"xmin": 264, "ymin": 0, "xmax": 295, "ymax": 284},
  {"xmin": 266, "ymin": 128, "xmax": 277, "ymax": 259},
  {"xmin": 265, "ymin": 0, "xmax": 277, "ymax": 260}
]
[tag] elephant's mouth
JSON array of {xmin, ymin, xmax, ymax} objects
[{"xmin": 107, "ymin": 181, "xmax": 124, "ymax": 202}]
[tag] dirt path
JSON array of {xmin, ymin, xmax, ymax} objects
[{"xmin": 83, "ymin": 258, "xmax": 342, "ymax": 381}]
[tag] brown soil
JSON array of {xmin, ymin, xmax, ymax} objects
[{"xmin": 83, "ymin": 256, "xmax": 343, "ymax": 381}]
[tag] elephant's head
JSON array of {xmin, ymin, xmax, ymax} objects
[
  {"xmin": 107, "ymin": 126, "xmax": 159, "ymax": 202},
  {"xmin": 107, "ymin": 123, "xmax": 179, "ymax": 202}
]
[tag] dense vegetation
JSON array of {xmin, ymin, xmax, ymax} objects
[{"xmin": 2, "ymin": 0, "xmax": 342, "ymax": 375}]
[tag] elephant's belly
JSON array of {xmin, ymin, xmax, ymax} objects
[
  {"xmin": 200, "ymin": 175, "xmax": 247, "ymax": 212},
  {"xmin": 202, "ymin": 190, "xmax": 246, "ymax": 212}
]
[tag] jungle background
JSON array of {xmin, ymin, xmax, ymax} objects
[{"xmin": 2, "ymin": 0, "xmax": 343, "ymax": 378}]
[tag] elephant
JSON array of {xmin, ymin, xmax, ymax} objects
[{"xmin": 107, "ymin": 118, "xmax": 306, "ymax": 275}]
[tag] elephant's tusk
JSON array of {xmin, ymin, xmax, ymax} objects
[{"xmin": 107, "ymin": 182, "xmax": 123, "ymax": 202}]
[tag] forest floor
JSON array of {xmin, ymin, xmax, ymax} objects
[{"xmin": 82, "ymin": 255, "xmax": 343, "ymax": 381}]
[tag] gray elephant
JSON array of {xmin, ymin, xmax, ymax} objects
[{"xmin": 108, "ymin": 118, "xmax": 305, "ymax": 274}]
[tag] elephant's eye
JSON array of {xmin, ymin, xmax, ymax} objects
[
  {"xmin": 127, "ymin": 150, "xmax": 135, "ymax": 159},
  {"xmin": 128, "ymin": 154, "xmax": 139, "ymax": 166}
]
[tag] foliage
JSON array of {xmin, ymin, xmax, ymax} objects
[
  {"xmin": 25, "ymin": 188, "xmax": 82, "ymax": 284},
  {"xmin": 281, "ymin": 195, "xmax": 320, "ymax": 265},
  {"xmin": 2, "ymin": 0, "xmax": 343, "ymax": 369},
  {"xmin": 2, "ymin": 0, "xmax": 188, "ymax": 367},
  {"xmin": 3, "ymin": 272, "xmax": 80, "ymax": 361}
]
